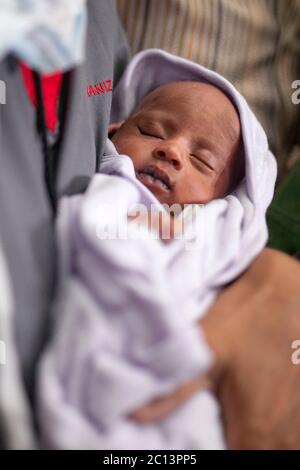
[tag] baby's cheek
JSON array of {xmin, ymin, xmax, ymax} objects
[
  {"xmin": 184, "ymin": 177, "xmax": 212, "ymax": 204},
  {"xmin": 113, "ymin": 137, "xmax": 137, "ymax": 161},
  {"xmin": 212, "ymin": 171, "xmax": 232, "ymax": 198}
]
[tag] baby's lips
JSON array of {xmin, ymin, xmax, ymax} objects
[{"xmin": 138, "ymin": 163, "xmax": 174, "ymax": 190}]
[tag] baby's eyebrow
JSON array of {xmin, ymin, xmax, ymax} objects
[
  {"xmin": 193, "ymin": 135, "xmax": 216, "ymax": 152},
  {"xmin": 138, "ymin": 112, "xmax": 179, "ymax": 130}
]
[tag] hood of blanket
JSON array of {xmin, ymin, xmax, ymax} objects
[{"xmin": 110, "ymin": 48, "xmax": 277, "ymax": 204}]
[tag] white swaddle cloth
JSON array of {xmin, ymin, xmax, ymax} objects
[{"xmin": 37, "ymin": 49, "xmax": 277, "ymax": 449}]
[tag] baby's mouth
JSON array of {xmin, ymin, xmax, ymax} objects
[{"xmin": 137, "ymin": 165, "xmax": 172, "ymax": 192}]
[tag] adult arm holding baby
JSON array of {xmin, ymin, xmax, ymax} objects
[{"xmin": 131, "ymin": 248, "xmax": 300, "ymax": 449}]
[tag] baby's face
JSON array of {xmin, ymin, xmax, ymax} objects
[{"xmin": 112, "ymin": 81, "xmax": 243, "ymax": 206}]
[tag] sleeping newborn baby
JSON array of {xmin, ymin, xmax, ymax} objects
[
  {"xmin": 37, "ymin": 49, "xmax": 276, "ymax": 450},
  {"xmin": 109, "ymin": 79, "xmax": 244, "ymax": 240},
  {"xmin": 111, "ymin": 80, "xmax": 243, "ymax": 207}
]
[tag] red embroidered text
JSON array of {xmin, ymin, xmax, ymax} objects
[{"xmin": 86, "ymin": 79, "xmax": 113, "ymax": 97}]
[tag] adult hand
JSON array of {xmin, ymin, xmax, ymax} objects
[{"xmin": 129, "ymin": 249, "xmax": 300, "ymax": 449}]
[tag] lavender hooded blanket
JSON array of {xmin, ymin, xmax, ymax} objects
[{"xmin": 37, "ymin": 49, "xmax": 277, "ymax": 449}]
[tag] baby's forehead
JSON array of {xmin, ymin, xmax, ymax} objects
[
  {"xmin": 139, "ymin": 81, "xmax": 228, "ymax": 107},
  {"xmin": 135, "ymin": 81, "xmax": 241, "ymax": 139},
  {"xmin": 136, "ymin": 81, "xmax": 239, "ymax": 123}
]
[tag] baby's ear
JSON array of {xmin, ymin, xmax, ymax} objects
[{"xmin": 108, "ymin": 121, "xmax": 124, "ymax": 139}]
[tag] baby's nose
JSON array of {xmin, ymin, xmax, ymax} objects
[{"xmin": 152, "ymin": 142, "xmax": 184, "ymax": 170}]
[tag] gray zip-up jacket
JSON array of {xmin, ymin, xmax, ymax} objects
[{"xmin": 0, "ymin": 0, "xmax": 129, "ymax": 448}]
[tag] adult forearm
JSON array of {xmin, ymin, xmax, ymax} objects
[{"xmin": 201, "ymin": 248, "xmax": 300, "ymax": 449}]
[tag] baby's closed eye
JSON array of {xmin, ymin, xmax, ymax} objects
[
  {"xmin": 190, "ymin": 154, "xmax": 215, "ymax": 172},
  {"xmin": 137, "ymin": 125, "xmax": 164, "ymax": 140}
]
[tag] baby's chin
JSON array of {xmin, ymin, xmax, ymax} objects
[
  {"xmin": 141, "ymin": 186, "xmax": 181, "ymax": 211},
  {"xmin": 149, "ymin": 192, "xmax": 185, "ymax": 215},
  {"xmin": 147, "ymin": 189, "xmax": 205, "ymax": 209}
]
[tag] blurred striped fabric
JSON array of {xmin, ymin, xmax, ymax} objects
[{"xmin": 116, "ymin": 0, "xmax": 300, "ymax": 179}]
